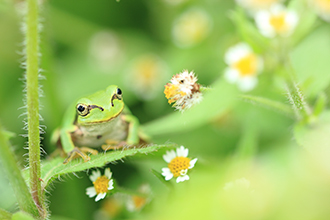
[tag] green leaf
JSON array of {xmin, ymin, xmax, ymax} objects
[
  {"xmin": 294, "ymin": 111, "xmax": 330, "ymax": 152},
  {"xmin": 288, "ymin": 0, "xmax": 318, "ymax": 46},
  {"xmin": 0, "ymin": 124, "xmax": 39, "ymax": 217},
  {"xmin": 0, "ymin": 208, "xmax": 11, "ymax": 220},
  {"xmin": 150, "ymin": 169, "xmax": 173, "ymax": 189},
  {"xmin": 313, "ymin": 92, "xmax": 327, "ymax": 117},
  {"xmin": 240, "ymin": 94, "xmax": 294, "ymax": 117},
  {"xmin": 229, "ymin": 7, "xmax": 269, "ymax": 53},
  {"xmin": 23, "ymin": 144, "xmax": 172, "ymax": 189},
  {"xmin": 235, "ymin": 119, "xmax": 258, "ymax": 159},
  {"xmin": 11, "ymin": 212, "xmax": 35, "ymax": 220},
  {"xmin": 142, "ymin": 79, "xmax": 238, "ymax": 136},
  {"xmin": 291, "ymin": 26, "xmax": 330, "ymax": 97}
]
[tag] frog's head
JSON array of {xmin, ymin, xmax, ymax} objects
[{"xmin": 75, "ymin": 85, "xmax": 124, "ymax": 125}]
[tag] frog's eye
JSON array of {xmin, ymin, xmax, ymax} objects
[
  {"xmin": 116, "ymin": 88, "xmax": 122, "ymax": 100},
  {"xmin": 76, "ymin": 103, "xmax": 89, "ymax": 116}
]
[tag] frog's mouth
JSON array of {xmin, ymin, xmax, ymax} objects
[{"xmin": 82, "ymin": 105, "xmax": 124, "ymax": 125}]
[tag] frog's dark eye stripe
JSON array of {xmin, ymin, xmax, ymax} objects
[
  {"xmin": 111, "ymin": 87, "xmax": 123, "ymax": 107},
  {"xmin": 89, "ymin": 105, "xmax": 104, "ymax": 112}
]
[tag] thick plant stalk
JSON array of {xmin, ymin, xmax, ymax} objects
[
  {"xmin": 0, "ymin": 124, "xmax": 38, "ymax": 217},
  {"xmin": 25, "ymin": 0, "xmax": 45, "ymax": 217}
]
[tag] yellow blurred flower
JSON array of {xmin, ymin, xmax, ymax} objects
[
  {"xmin": 126, "ymin": 184, "xmax": 151, "ymax": 212},
  {"xmin": 125, "ymin": 54, "xmax": 169, "ymax": 100},
  {"xmin": 172, "ymin": 8, "xmax": 212, "ymax": 48},
  {"xmin": 224, "ymin": 43, "xmax": 263, "ymax": 91},
  {"xmin": 310, "ymin": 0, "xmax": 330, "ymax": 21},
  {"xmin": 89, "ymin": 31, "xmax": 124, "ymax": 73},
  {"xmin": 255, "ymin": 4, "xmax": 299, "ymax": 38}
]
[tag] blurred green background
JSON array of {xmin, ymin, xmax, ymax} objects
[{"xmin": 1, "ymin": 0, "xmax": 330, "ymax": 219}]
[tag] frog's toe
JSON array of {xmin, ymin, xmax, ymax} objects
[
  {"xmin": 63, "ymin": 147, "xmax": 93, "ymax": 164},
  {"xmin": 80, "ymin": 147, "xmax": 98, "ymax": 155}
]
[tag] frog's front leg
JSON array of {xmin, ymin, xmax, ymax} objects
[
  {"xmin": 122, "ymin": 114, "xmax": 140, "ymax": 145},
  {"xmin": 63, "ymin": 147, "xmax": 98, "ymax": 164},
  {"xmin": 60, "ymin": 127, "xmax": 98, "ymax": 164}
]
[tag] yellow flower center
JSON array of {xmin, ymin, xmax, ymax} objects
[
  {"xmin": 232, "ymin": 53, "xmax": 258, "ymax": 76},
  {"xmin": 93, "ymin": 176, "xmax": 109, "ymax": 194},
  {"xmin": 269, "ymin": 13, "xmax": 288, "ymax": 33},
  {"xmin": 132, "ymin": 196, "xmax": 147, "ymax": 210},
  {"xmin": 164, "ymin": 83, "xmax": 186, "ymax": 104},
  {"xmin": 168, "ymin": 156, "xmax": 191, "ymax": 178}
]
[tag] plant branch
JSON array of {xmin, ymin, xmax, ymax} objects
[
  {"xmin": 0, "ymin": 125, "xmax": 39, "ymax": 217},
  {"xmin": 25, "ymin": 0, "xmax": 45, "ymax": 217}
]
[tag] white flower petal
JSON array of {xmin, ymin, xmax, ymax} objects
[
  {"xmin": 89, "ymin": 170, "xmax": 101, "ymax": 182},
  {"xmin": 176, "ymin": 146, "xmax": 188, "ymax": 157},
  {"xmin": 225, "ymin": 43, "xmax": 252, "ymax": 65},
  {"xmin": 104, "ymin": 168, "xmax": 112, "ymax": 179},
  {"xmin": 86, "ymin": 187, "xmax": 97, "ymax": 198},
  {"xmin": 108, "ymin": 179, "xmax": 114, "ymax": 190},
  {"xmin": 176, "ymin": 174, "xmax": 190, "ymax": 183},
  {"xmin": 95, "ymin": 193, "xmax": 107, "ymax": 202},
  {"xmin": 255, "ymin": 11, "xmax": 275, "ymax": 38},
  {"xmin": 189, "ymin": 158, "xmax": 198, "ymax": 169},
  {"xmin": 285, "ymin": 11, "xmax": 299, "ymax": 34},
  {"xmin": 270, "ymin": 3, "xmax": 284, "ymax": 14},
  {"xmin": 238, "ymin": 76, "xmax": 258, "ymax": 92},
  {"xmin": 163, "ymin": 150, "xmax": 176, "ymax": 163},
  {"xmin": 224, "ymin": 68, "xmax": 239, "ymax": 83},
  {"xmin": 162, "ymin": 168, "xmax": 174, "ymax": 181}
]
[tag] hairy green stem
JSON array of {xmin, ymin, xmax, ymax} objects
[
  {"xmin": 25, "ymin": 0, "xmax": 45, "ymax": 217},
  {"xmin": 0, "ymin": 124, "xmax": 39, "ymax": 217},
  {"xmin": 239, "ymin": 94, "xmax": 294, "ymax": 117}
]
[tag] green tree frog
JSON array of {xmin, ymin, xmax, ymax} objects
[{"xmin": 54, "ymin": 85, "xmax": 140, "ymax": 164}]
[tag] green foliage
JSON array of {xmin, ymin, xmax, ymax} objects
[
  {"xmin": 291, "ymin": 26, "xmax": 330, "ymax": 97},
  {"xmin": 23, "ymin": 144, "xmax": 173, "ymax": 189},
  {"xmin": 1, "ymin": 0, "xmax": 330, "ymax": 219},
  {"xmin": 11, "ymin": 212, "xmax": 35, "ymax": 220},
  {"xmin": 294, "ymin": 111, "xmax": 330, "ymax": 152},
  {"xmin": 143, "ymin": 79, "xmax": 238, "ymax": 136}
]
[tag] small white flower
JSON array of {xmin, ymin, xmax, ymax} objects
[
  {"xmin": 224, "ymin": 43, "xmax": 263, "ymax": 92},
  {"xmin": 164, "ymin": 70, "xmax": 203, "ymax": 111},
  {"xmin": 161, "ymin": 146, "xmax": 197, "ymax": 183},
  {"xmin": 86, "ymin": 168, "xmax": 114, "ymax": 202},
  {"xmin": 255, "ymin": 3, "xmax": 299, "ymax": 38},
  {"xmin": 309, "ymin": 0, "xmax": 330, "ymax": 22},
  {"xmin": 172, "ymin": 8, "xmax": 212, "ymax": 48},
  {"xmin": 236, "ymin": 0, "xmax": 283, "ymax": 14}
]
